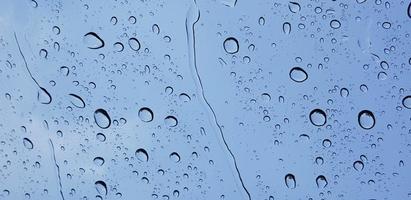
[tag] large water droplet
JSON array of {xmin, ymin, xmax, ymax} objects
[
  {"xmin": 23, "ymin": 138, "xmax": 33, "ymax": 149},
  {"xmin": 309, "ymin": 109, "xmax": 326, "ymax": 126},
  {"xmin": 164, "ymin": 116, "xmax": 178, "ymax": 127},
  {"xmin": 84, "ymin": 32, "xmax": 105, "ymax": 49},
  {"xmin": 95, "ymin": 181, "xmax": 107, "ymax": 196},
  {"xmin": 408, "ymin": 2, "xmax": 411, "ymax": 18},
  {"xmin": 358, "ymin": 110, "xmax": 375, "ymax": 130},
  {"xmin": 315, "ymin": 175, "xmax": 328, "ymax": 188},
  {"xmin": 285, "ymin": 174, "xmax": 296, "ymax": 189},
  {"xmin": 68, "ymin": 94, "xmax": 85, "ymax": 108},
  {"xmin": 223, "ymin": 37, "xmax": 239, "ymax": 54},
  {"xmin": 138, "ymin": 107, "xmax": 153, "ymax": 122},
  {"xmin": 128, "ymin": 38, "xmax": 141, "ymax": 51},
  {"xmin": 402, "ymin": 96, "xmax": 411, "ymax": 109},
  {"xmin": 288, "ymin": 2, "xmax": 301, "ymax": 13},
  {"xmin": 135, "ymin": 148, "xmax": 149, "ymax": 162},
  {"xmin": 330, "ymin": 20, "xmax": 341, "ymax": 29},
  {"xmin": 353, "ymin": 160, "xmax": 364, "ymax": 171},
  {"xmin": 289, "ymin": 67, "xmax": 308, "ymax": 82},
  {"xmin": 94, "ymin": 109, "xmax": 111, "ymax": 129},
  {"xmin": 38, "ymin": 87, "xmax": 52, "ymax": 104}
]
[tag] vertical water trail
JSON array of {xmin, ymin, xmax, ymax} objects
[
  {"xmin": 49, "ymin": 139, "xmax": 65, "ymax": 200},
  {"xmin": 185, "ymin": 1, "xmax": 251, "ymax": 199}
]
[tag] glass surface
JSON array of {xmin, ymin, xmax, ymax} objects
[{"xmin": 0, "ymin": 0, "xmax": 410, "ymax": 199}]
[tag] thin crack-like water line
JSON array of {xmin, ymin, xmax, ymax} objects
[
  {"xmin": 13, "ymin": 32, "xmax": 41, "ymax": 87},
  {"xmin": 49, "ymin": 139, "xmax": 65, "ymax": 200},
  {"xmin": 185, "ymin": 1, "xmax": 251, "ymax": 199}
]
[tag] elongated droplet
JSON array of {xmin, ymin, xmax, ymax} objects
[
  {"xmin": 83, "ymin": 32, "xmax": 105, "ymax": 49},
  {"xmin": 23, "ymin": 138, "xmax": 33, "ymax": 149},
  {"xmin": 288, "ymin": 2, "xmax": 301, "ymax": 13},
  {"xmin": 289, "ymin": 67, "xmax": 308, "ymax": 82},
  {"xmin": 95, "ymin": 181, "xmax": 107, "ymax": 196},
  {"xmin": 38, "ymin": 87, "xmax": 52, "ymax": 104},
  {"xmin": 128, "ymin": 38, "xmax": 141, "ymax": 51},
  {"xmin": 285, "ymin": 173, "xmax": 296, "ymax": 189},
  {"xmin": 283, "ymin": 22, "xmax": 291, "ymax": 34},
  {"xmin": 358, "ymin": 110, "xmax": 375, "ymax": 130},
  {"xmin": 69, "ymin": 94, "xmax": 85, "ymax": 108},
  {"xmin": 94, "ymin": 109, "xmax": 111, "ymax": 129}
]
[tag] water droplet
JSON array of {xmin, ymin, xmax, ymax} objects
[
  {"xmin": 288, "ymin": 2, "xmax": 301, "ymax": 13},
  {"xmin": 360, "ymin": 84, "xmax": 368, "ymax": 92},
  {"xmin": 340, "ymin": 88, "xmax": 349, "ymax": 97},
  {"xmin": 110, "ymin": 16, "xmax": 117, "ymax": 25},
  {"xmin": 152, "ymin": 24, "xmax": 160, "ymax": 34},
  {"xmin": 164, "ymin": 116, "xmax": 178, "ymax": 127},
  {"xmin": 283, "ymin": 22, "xmax": 291, "ymax": 34},
  {"xmin": 380, "ymin": 61, "xmax": 389, "ymax": 70},
  {"xmin": 330, "ymin": 20, "xmax": 341, "ymax": 29},
  {"xmin": 38, "ymin": 87, "xmax": 52, "ymax": 104},
  {"xmin": 138, "ymin": 107, "xmax": 154, "ymax": 122},
  {"xmin": 358, "ymin": 110, "xmax": 375, "ymax": 130},
  {"xmin": 68, "ymin": 94, "xmax": 85, "ymax": 108},
  {"xmin": 309, "ymin": 109, "xmax": 326, "ymax": 126},
  {"xmin": 402, "ymin": 96, "xmax": 411, "ymax": 109},
  {"xmin": 83, "ymin": 32, "xmax": 105, "ymax": 49},
  {"xmin": 179, "ymin": 93, "xmax": 191, "ymax": 102},
  {"xmin": 96, "ymin": 133, "xmax": 106, "ymax": 142},
  {"xmin": 113, "ymin": 42, "xmax": 124, "ymax": 52},
  {"xmin": 258, "ymin": 17, "xmax": 265, "ymax": 25},
  {"xmin": 289, "ymin": 67, "xmax": 308, "ymax": 82},
  {"xmin": 315, "ymin": 157, "xmax": 324, "ymax": 165},
  {"xmin": 128, "ymin": 16, "xmax": 136, "ymax": 24},
  {"xmin": 408, "ymin": 2, "xmax": 411, "ymax": 18},
  {"xmin": 128, "ymin": 38, "xmax": 141, "ymax": 51},
  {"xmin": 93, "ymin": 157, "xmax": 105, "ymax": 166},
  {"xmin": 169, "ymin": 152, "xmax": 181, "ymax": 163},
  {"xmin": 377, "ymin": 71, "xmax": 387, "ymax": 80},
  {"xmin": 285, "ymin": 173, "xmax": 296, "ymax": 189},
  {"xmin": 39, "ymin": 49, "xmax": 48, "ymax": 58},
  {"xmin": 23, "ymin": 138, "xmax": 33, "ymax": 149},
  {"xmin": 353, "ymin": 160, "xmax": 364, "ymax": 171},
  {"xmin": 135, "ymin": 148, "xmax": 149, "ymax": 162},
  {"xmin": 52, "ymin": 26, "xmax": 60, "ymax": 35},
  {"xmin": 60, "ymin": 66, "xmax": 69, "ymax": 76},
  {"xmin": 223, "ymin": 37, "xmax": 239, "ymax": 54},
  {"xmin": 95, "ymin": 181, "xmax": 107, "ymax": 196},
  {"xmin": 316, "ymin": 175, "xmax": 328, "ymax": 188},
  {"xmin": 382, "ymin": 22, "xmax": 391, "ymax": 29},
  {"xmin": 94, "ymin": 109, "xmax": 111, "ymax": 129},
  {"xmin": 356, "ymin": 0, "xmax": 367, "ymax": 3}
]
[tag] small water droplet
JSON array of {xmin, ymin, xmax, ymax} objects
[
  {"xmin": 330, "ymin": 20, "xmax": 341, "ymax": 29},
  {"xmin": 283, "ymin": 22, "xmax": 291, "ymax": 34},
  {"xmin": 169, "ymin": 152, "xmax": 181, "ymax": 163},
  {"xmin": 83, "ymin": 32, "xmax": 105, "ymax": 49},
  {"xmin": 93, "ymin": 157, "xmax": 105, "ymax": 166},
  {"xmin": 316, "ymin": 175, "xmax": 328, "ymax": 188},
  {"xmin": 358, "ymin": 110, "xmax": 375, "ymax": 130},
  {"xmin": 179, "ymin": 93, "xmax": 191, "ymax": 102},
  {"xmin": 340, "ymin": 88, "xmax": 349, "ymax": 97},
  {"xmin": 353, "ymin": 160, "xmax": 364, "ymax": 171},
  {"xmin": 138, "ymin": 107, "xmax": 154, "ymax": 122},
  {"xmin": 128, "ymin": 38, "xmax": 141, "ymax": 51},
  {"xmin": 135, "ymin": 148, "xmax": 149, "ymax": 162},
  {"xmin": 95, "ymin": 181, "xmax": 107, "ymax": 196},
  {"xmin": 94, "ymin": 109, "xmax": 111, "ymax": 129},
  {"xmin": 164, "ymin": 116, "xmax": 178, "ymax": 127},
  {"xmin": 285, "ymin": 173, "xmax": 296, "ymax": 189},
  {"xmin": 113, "ymin": 42, "xmax": 124, "ymax": 52},
  {"xmin": 289, "ymin": 67, "xmax": 308, "ymax": 82},
  {"xmin": 68, "ymin": 94, "xmax": 85, "ymax": 108},
  {"xmin": 23, "ymin": 138, "xmax": 33, "ymax": 149},
  {"xmin": 258, "ymin": 17, "xmax": 265, "ymax": 25},
  {"xmin": 356, "ymin": 0, "xmax": 367, "ymax": 3},
  {"xmin": 96, "ymin": 133, "xmax": 106, "ymax": 142},
  {"xmin": 309, "ymin": 109, "xmax": 326, "ymax": 126},
  {"xmin": 288, "ymin": 2, "xmax": 301, "ymax": 13},
  {"xmin": 223, "ymin": 37, "xmax": 239, "ymax": 54}
]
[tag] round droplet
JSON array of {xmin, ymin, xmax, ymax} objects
[
  {"xmin": 289, "ymin": 67, "xmax": 308, "ymax": 82},
  {"xmin": 169, "ymin": 152, "xmax": 181, "ymax": 163},
  {"xmin": 93, "ymin": 157, "xmax": 105, "ymax": 166},
  {"xmin": 96, "ymin": 133, "xmax": 106, "ymax": 142},
  {"xmin": 83, "ymin": 32, "xmax": 105, "ymax": 49},
  {"xmin": 39, "ymin": 49, "xmax": 48, "ymax": 58},
  {"xmin": 23, "ymin": 138, "xmax": 33, "ymax": 149},
  {"xmin": 284, "ymin": 174, "xmax": 296, "ymax": 189},
  {"xmin": 340, "ymin": 88, "xmax": 349, "ymax": 97},
  {"xmin": 38, "ymin": 87, "xmax": 52, "ymax": 104},
  {"xmin": 380, "ymin": 61, "xmax": 389, "ymax": 70},
  {"xmin": 138, "ymin": 107, "xmax": 153, "ymax": 122},
  {"xmin": 113, "ymin": 42, "xmax": 124, "ymax": 52},
  {"xmin": 402, "ymin": 96, "xmax": 411, "ymax": 109},
  {"xmin": 68, "ymin": 94, "xmax": 85, "ymax": 108},
  {"xmin": 164, "ymin": 116, "xmax": 178, "ymax": 127},
  {"xmin": 309, "ymin": 109, "xmax": 326, "ymax": 126},
  {"xmin": 179, "ymin": 93, "xmax": 191, "ymax": 102},
  {"xmin": 283, "ymin": 22, "xmax": 291, "ymax": 34},
  {"xmin": 316, "ymin": 175, "xmax": 328, "ymax": 188},
  {"xmin": 135, "ymin": 148, "xmax": 149, "ymax": 162},
  {"xmin": 330, "ymin": 20, "xmax": 341, "ymax": 29},
  {"xmin": 353, "ymin": 160, "xmax": 364, "ymax": 171},
  {"xmin": 94, "ymin": 109, "xmax": 111, "ymax": 129},
  {"xmin": 288, "ymin": 2, "xmax": 301, "ymax": 13},
  {"xmin": 223, "ymin": 37, "xmax": 239, "ymax": 54},
  {"xmin": 95, "ymin": 181, "xmax": 107, "ymax": 196},
  {"xmin": 358, "ymin": 110, "xmax": 375, "ymax": 130},
  {"xmin": 128, "ymin": 38, "xmax": 141, "ymax": 51},
  {"xmin": 382, "ymin": 22, "xmax": 391, "ymax": 29}
]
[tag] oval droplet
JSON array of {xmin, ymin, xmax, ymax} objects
[
  {"xmin": 68, "ymin": 94, "xmax": 85, "ymax": 108},
  {"xmin": 353, "ymin": 160, "xmax": 364, "ymax": 171},
  {"xmin": 169, "ymin": 152, "xmax": 181, "ymax": 163},
  {"xmin": 223, "ymin": 37, "xmax": 239, "ymax": 54},
  {"xmin": 289, "ymin": 67, "xmax": 308, "ymax": 82},
  {"xmin": 283, "ymin": 22, "xmax": 291, "ymax": 34},
  {"xmin": 316, "ymin": 175, "xmax": 328, "ymax": 188},
  {"xmin": 340, "ymin": 88, "xmax": 349, "ymax": 97},
  {"xmin": 402, "ymin": 96, "xmax": 411, "ymax": 109},
  {"xmin": 95, "ymin": 181, "xmax": 107, "ymax": 196},
  {"xmin": 285, "ymin": 173, "xmax": 296, "ymax": 189},
  {"xmin": 330, "ymin": 20, "xmax": 341, "ymax": 29},
  {"xmin": 83, "ymin": 32, "xmax": 105, "ymax": 49},
  {"xmin": 93, "ymin": 157, "xmax": 105, "ymax": 166},
  {"xmin": 138, "ymin": 107, "xmax": 154, "ymax": 122},
  {"xmin": 38, "ymin": 87, "xmax": 52, "ymax": 104},
  {"xmin": 135, "ymin": 148, "xmax": 149, "ymax": 162},
  {"xmin": 128, "ymin": 38, "xmax": 141, "ymax": 51},
  {"xmin": 288, "ymin": 2, "xmax": 301, "ymax": 13},
  {"xmin": 23, "ymin": 138, "xmax": 33, "ymax": 149},
  {"xmin": 164, "ymin": 116, "xmax": 178, "ymax": 127},
  {"xmin": 94, "ymin": 109, "xmax": 111, "ymax": 129},
  {"xmin": 358, "ymin": 110, "xmax": 375, "ymax": 130},
  {"xmin": 309, "ymin": 109, "xmax": 326, "ymax": 126}
]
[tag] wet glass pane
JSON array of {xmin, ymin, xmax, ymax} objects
[{"xmin": 0, "ymin": 0, "xmax": 410, "ymax": 199}]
